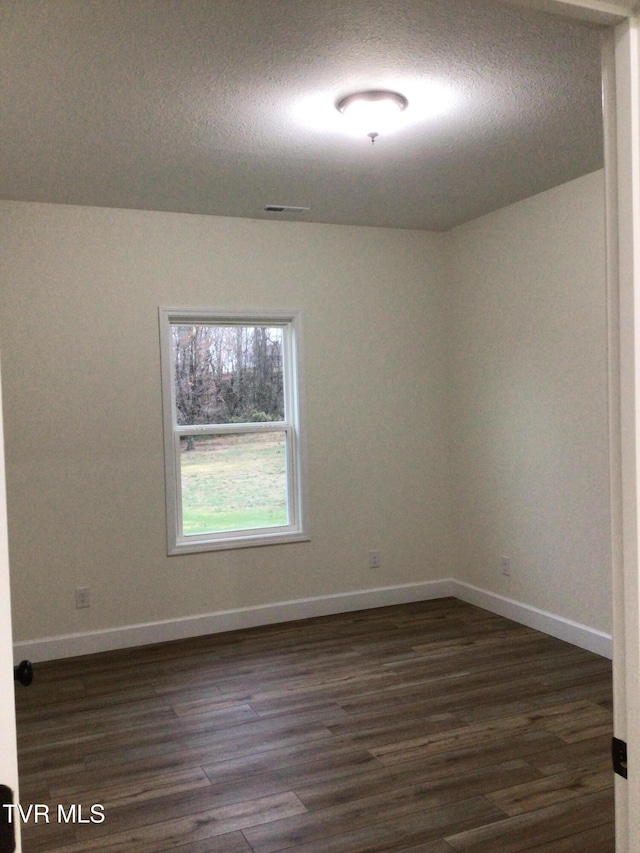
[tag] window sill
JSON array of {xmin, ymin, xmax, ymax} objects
[{"xmin": 168, "ymin": 529, "xmax": 310, "ymax": 555}]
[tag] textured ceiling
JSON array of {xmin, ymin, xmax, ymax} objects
[{"xmin": 0, "ymin": 0, "xmax": 607, "ymax": 231}]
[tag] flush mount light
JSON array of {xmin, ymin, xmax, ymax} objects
[
  {"xmin": 263, "ymin": 204, "xmax": 310, "ymax": 214},
  {"xmin": 336, "ymin": 90, "xmax": 408, "ymax": 143}
]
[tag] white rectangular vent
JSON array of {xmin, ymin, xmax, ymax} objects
[{"xmin": 263, "ymin": 205, "xmax": 310, "ymax": 214}]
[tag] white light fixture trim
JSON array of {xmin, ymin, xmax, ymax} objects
[{"xmin": 337, "ymin": 90, "xmax": 408, "ymax": 142}]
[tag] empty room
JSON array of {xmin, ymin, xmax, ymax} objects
[{"xmin": 1, "ymin": 1, "xmax": 639, "ymax": 852}]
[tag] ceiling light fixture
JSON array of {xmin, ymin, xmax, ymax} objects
[
  {"xmin": 263, "ymin": 204, "xmax": 310, "ymax": 214},
  {"xmin": 337, "ymin": 90, "xmax": 408, "ymax": 143}
]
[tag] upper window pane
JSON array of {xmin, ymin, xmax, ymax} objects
[{"xmin": 172, "ymin": 324, "xmax": 285, "ymax": 425}]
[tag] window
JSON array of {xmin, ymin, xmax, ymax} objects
[{"xmin": 159, "ymin": 309, "xmax": 308, "ymax": 554}]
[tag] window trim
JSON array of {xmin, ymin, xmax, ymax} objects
[{"xmin": 159, "ymin": 307, "xmax": 309, "ymax": 554}]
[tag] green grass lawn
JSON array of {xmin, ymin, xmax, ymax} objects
[{"xmin": 180, "ymin": 433, "xmax": 288, "ymax": 534}]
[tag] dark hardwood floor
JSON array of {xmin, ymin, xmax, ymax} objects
[{"xmin": 14, "ymin": 598, "xmax": 614, "ymax": 852}]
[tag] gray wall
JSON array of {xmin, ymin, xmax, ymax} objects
[{"xmin": 0, "ymin": 169, "xmax": 612, "ymax": 650}]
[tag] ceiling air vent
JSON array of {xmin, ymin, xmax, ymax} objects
[{"xmin": 263, "ymin": 205, "xmax": 310, "ymax": 214}]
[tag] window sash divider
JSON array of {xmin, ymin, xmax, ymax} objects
[{"xmin": 175, "ymin": 422, "xmax": 290, "ymax": 436}]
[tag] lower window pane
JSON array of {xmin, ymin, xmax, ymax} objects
[{"xmin": 179, "ymin": 432, "xmax": 288, "ymax": 535}]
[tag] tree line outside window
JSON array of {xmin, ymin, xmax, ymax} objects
[{"xmin": 172, "ymin": 324, "xmax": 284, "ymax": 427}]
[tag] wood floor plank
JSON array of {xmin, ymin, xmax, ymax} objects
[
  {"xmin": 242, "ymin": 794, "xmax": 504, "ymax": 853},
  {"xmin": 46, "ymin": 792, "xmax": 307, "ymax": 853},
  {"xmin": 203, "ymin": 750, "xmax": 380, "ymax": 809},
  {"xmin": 369, "ymin": 700, "xmax": 607, "ymax": 765},
  {"xmin": 162, "ymin": 830, "xmax": 254, "ymax": 853},
  {"xmin": 541, "ymin": 702, "xmax": 613, "ymax": 743},
  {"xmin": 485, "ymin": 760, "xmax": 612, "ymax": 815},
  {"xmin": 518, "ymin": 821, "xmax": 616, "ymax": 853},
  {"xmin": 444, "ymin": 788, "xmax": 614, "ymax": 853},
  {"xmin": 19, "ymin": 822, "xmax": 78, "ymax": 853},
  {"xmin": 396, "ymin": 842, "xmax": 464, "ymax": 853},
  {"xmin": 15, "ymin": 598, "xmax": 614, "ymax": 853},
  {"xmin": 196, "ymin": 733, "xmax": 374, "ymax": 786},
  {"xmin": 82, "ymin": 718, "xmax": 336, "ymax": 770},
  {"xmin": 529, "ymin": 734, "xmax": 612, "ymax": 775},
  {"xmin": 326, "ymin": 709, "xmax": 464, "ymax": 750},
  {"xmin": 294, "ymin": 757, "xmax": 540, "ymax": 812},
  {"xmin": 337, "ymin": 659, "xmax": 598, "ymax": 724},
  {"xmin": 50, "ymin": 766, "xmax": 213, "ymax": 811},
  {"xmin": 46, "ymin": 728, "xmax": 346, "ymax": 797}
]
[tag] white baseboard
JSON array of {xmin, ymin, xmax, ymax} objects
[
  {"xmin": 452, "ymin": 580, "xmax": 612, "ymax": 659},
  {"xmin": 13, "ymin": 579, "xmax": 456, "ymax": 662},
  {"xmin": 13, "ymin": 577, "xmax": 612, "ymax": 662}
]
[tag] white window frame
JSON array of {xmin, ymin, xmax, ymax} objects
[{"xmin": 159, "ymin": 307, "xmax": 309, "ymax": 554}]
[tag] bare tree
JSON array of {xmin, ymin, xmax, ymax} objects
[{"xmin": 173, "ymin": 324, "xmax": 284, "ymax": 435}]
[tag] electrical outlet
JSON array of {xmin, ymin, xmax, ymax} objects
[
  {"xmin": 500, "ymin": 556, "xmax": 511, "ymax": 577},
  {"xmin": 75, "ymin": 586, "xmax": 90, "ymax": 609},
  {"xmin": 369, "ymin": 550, "xmax": 381, "ymax": 569}
]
